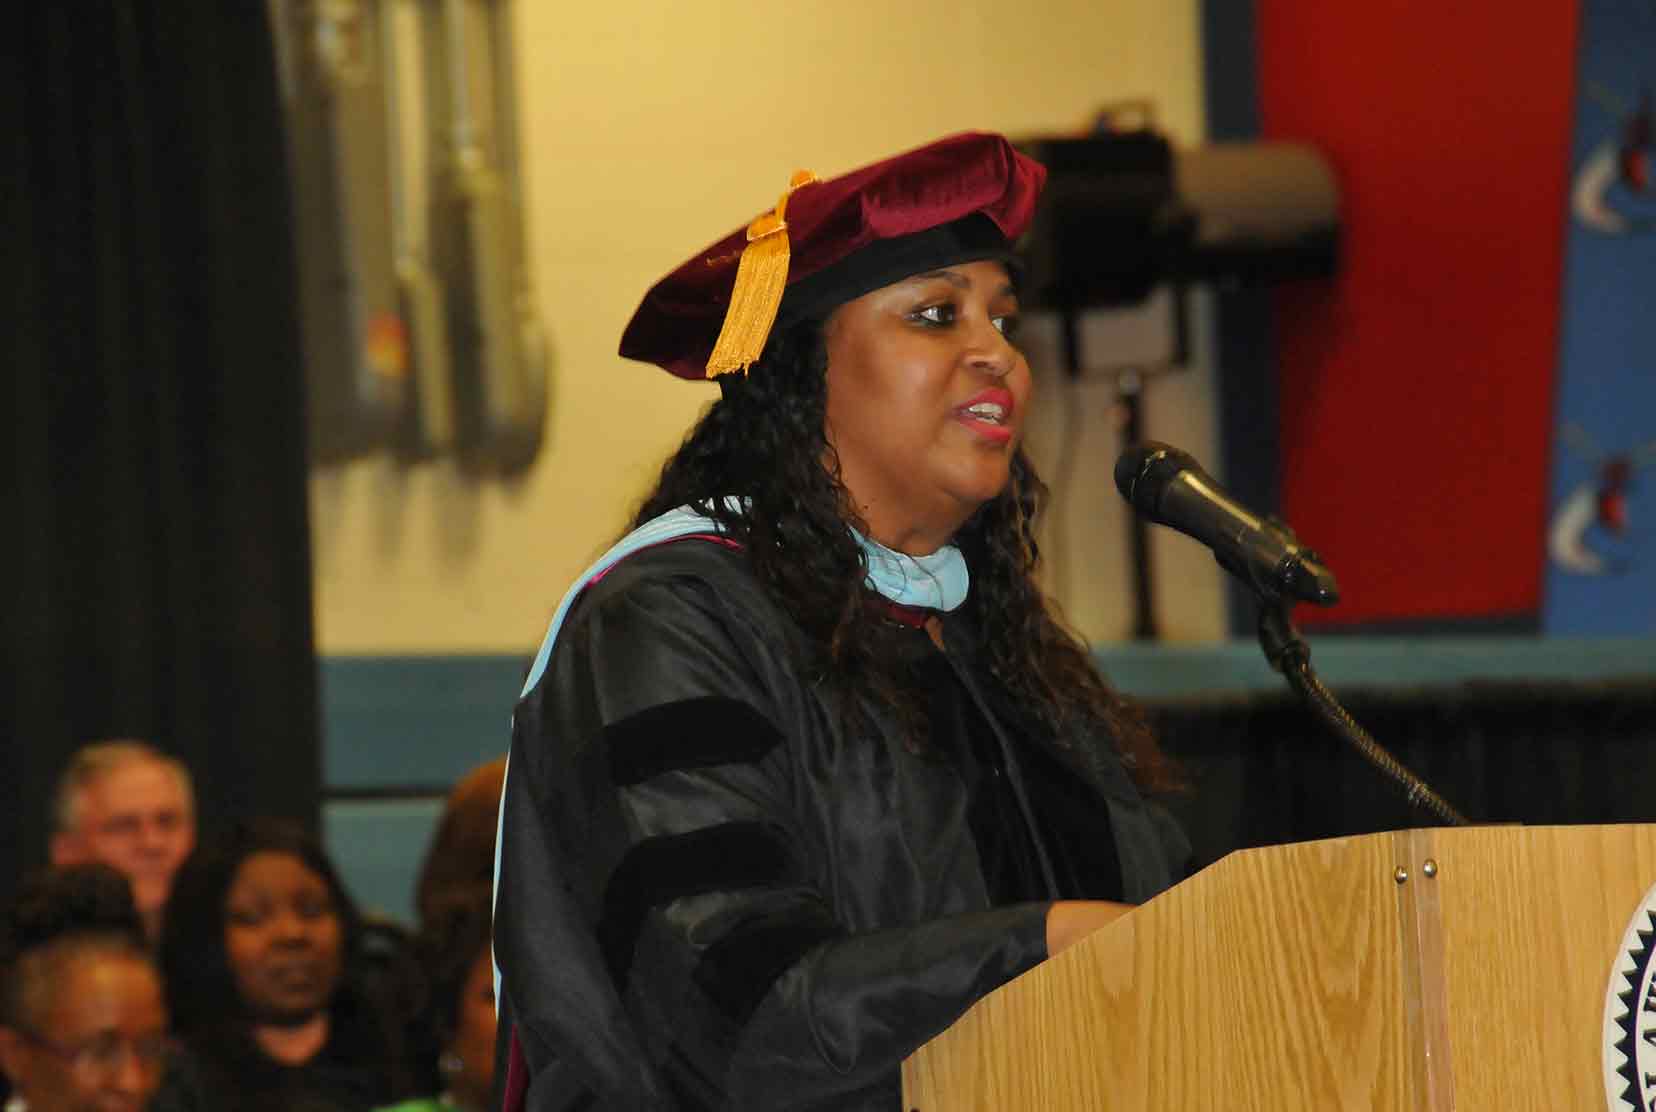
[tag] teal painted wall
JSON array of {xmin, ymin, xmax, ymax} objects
[{"xmin": 321, "ymin": 639, "xmax": 1656, "ymax": 925}]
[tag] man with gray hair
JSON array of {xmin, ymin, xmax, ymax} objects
[{"xmin": 49, "ymin": 739, "xmax": 197, "ymax": 943}]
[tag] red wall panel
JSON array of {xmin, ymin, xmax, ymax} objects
[{"xmin": 1257, "ymin": 4, "xmax": 1579, "ymax": 626}]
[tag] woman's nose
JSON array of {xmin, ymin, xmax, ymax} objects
[
  {"xmin": 107, "ymin": 1044, "xmax": 154, "ymax": 1096},
  {"xmin": 136, "ymin": 821, "xmax": 168, "ymax": 854},
  {"xmin": 964, "ymin": 321, "xmax": 1014, "ymax": 377},
  {"xmin": 270, "ymin": 910, "xmax": 313, "ymax": 943}
]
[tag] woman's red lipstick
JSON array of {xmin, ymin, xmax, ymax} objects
[{"xmin": 953, "ymin": 387, "xmax": 1016, "ymax": 443}]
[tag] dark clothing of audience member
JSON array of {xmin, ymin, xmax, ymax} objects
[
  {"xmin": 179, "ymin": 998, "xmax": 399, "ymax": 1112},
  {"xmin": 159, "ymin": 819, "xmax": 414, "ymax": 1112}
]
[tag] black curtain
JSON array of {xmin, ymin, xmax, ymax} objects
[
  {"xmin": 5, "ymin": 5, "xmax": 318, "ymax": 906},
  {"xmin": 1152, "ymin": 680, "xmax": 1656, "ymax": 870}
]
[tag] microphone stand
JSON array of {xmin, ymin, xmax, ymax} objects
[{"xmin": 1256, "ymin": 602, "xmax": 1470, "ymax": 828}]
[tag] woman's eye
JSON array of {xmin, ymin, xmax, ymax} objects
[
  {"xmin": 296, "ymin": 898, "xmax": 332, "ymax": 921},
  {"xmin": 993, "ymin": 314, "xmax": 1021, "ymax": 340},
  {"xmin": 228, "ymin": 907, "xmax": 265, "ymax": 927},
  {"xmin": 913, "ymin": 303, "xmax": 955, "ymax": 326}
]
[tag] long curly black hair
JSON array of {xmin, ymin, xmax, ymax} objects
[{"xmin": 634, "ymin": 319, "xmax": 1181, "ymax": 796}]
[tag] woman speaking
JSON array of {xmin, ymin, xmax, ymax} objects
[{"xmin": 494, "ymin": 131, "xmax": 1189, "ymax": 1111}]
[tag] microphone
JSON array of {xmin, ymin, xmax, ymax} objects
[{"xmin": 1114, "ymin": 442, "xmax": 1339, "ymax": 606}]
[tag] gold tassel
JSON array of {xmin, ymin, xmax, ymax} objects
[{"xmin": 705, "ymin": 169, "xmax": 819, "ymax": 378}]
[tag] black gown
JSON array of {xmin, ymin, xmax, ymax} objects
[{"xmin": 494, "ymin": 539, "xmax": 1188, "ymax": 1111}]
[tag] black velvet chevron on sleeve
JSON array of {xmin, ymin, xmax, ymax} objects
[
  {"xmin": 604, "ymin": 696, "xmax": 784, "ymax": 786},
  {"xmin": 694, "ymin": 912, "xmax": 846, "ymax": 1027},
  {"xmin": 597, "ymin": 821, "xmax": 797, "ymax": 989}
]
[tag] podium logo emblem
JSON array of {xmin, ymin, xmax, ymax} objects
[{"xmin": 1606, "ymin": 882, "xmax": 1656, "ymax": 1111}]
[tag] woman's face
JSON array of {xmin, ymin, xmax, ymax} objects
[
  {"xmin": 0, "ymin": 951, "xmax": 168, "ymax": 1112},
  {"xmin": 223, "ymin": 851, "xmax": 345, "ymax": 1026},
  {"xmin": 446, "ymin": 949, "xmax": 498, "ymax": 1110},
  {"xmin": 822, "ymin": 259, "xmax": 1030, "ymax": 553}
]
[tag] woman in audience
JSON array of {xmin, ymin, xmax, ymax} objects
[
  {"xmin": 403, "ymin": 758, "xmax": 504, "ymax": 1104},
  {"xmin": 0, "ymin": 864, "xmax": 189, "ymax": 1112},
  {"xmin": 378, "ymin": 888, "xmax": 494, "ymax": 1112},
  {"xmin": 159, "ymin": 819, "xmax": 412, "ymax": 1112}
]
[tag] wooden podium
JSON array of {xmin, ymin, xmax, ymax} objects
[{"xmin": 904, "ymin": 825, "xmax": 1656, "ymax": 1110}]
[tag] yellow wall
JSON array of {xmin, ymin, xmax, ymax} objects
[{"xmin": 310, "ymin": 0, "xmax": 1221, "ymax": 653}]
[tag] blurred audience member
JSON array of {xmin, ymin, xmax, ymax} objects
[
  {"xmin": 49, "ymin": 742, "xmax": 196, "ymax": 944},
  {"xmin": 377, "ymin": 888, "xmax": 494, "ymax": 1112},
  {"xmin": 413, "ymin": 759, "xmax": 505, "ymax": 928},
  {"xmin": 0, "ymin": 864, "xmax": 189, "ymax": 1112},
  {"xmin": 159, "ymin": 820, "xmax": 411, "ymax": 1112}
]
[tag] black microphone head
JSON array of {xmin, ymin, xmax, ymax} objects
[{"xmin": 1114, "ymin": 442, "xmax": 1202, "ymax": 516}]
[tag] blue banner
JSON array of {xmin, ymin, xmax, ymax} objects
[{"xmin": 1543, "ymin": 0, "xmax": 1656, "ymax": 633}]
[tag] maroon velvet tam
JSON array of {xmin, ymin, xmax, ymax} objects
[{"xmin": 619, "ymin": 131, "xmax": 1047, "ymax": 380}]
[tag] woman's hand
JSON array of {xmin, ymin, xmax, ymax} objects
[{"xmin": 1044, "ymin": 900, "xmax": 1133, "ymax": 957}]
